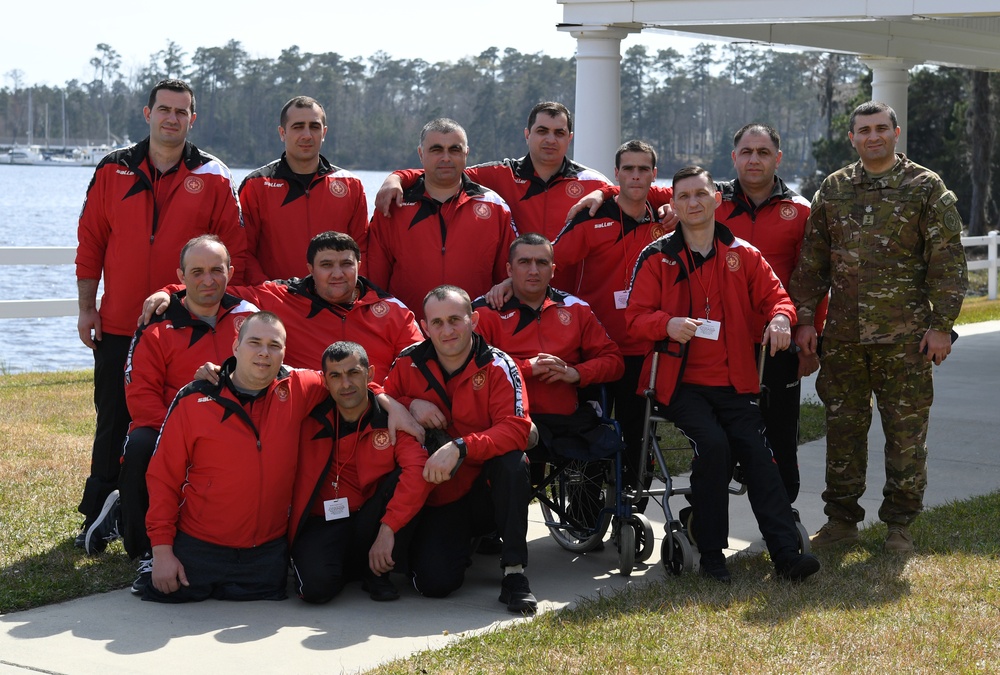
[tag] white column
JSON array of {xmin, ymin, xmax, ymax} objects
[
  {"xmin": 563, "ymin": 27, "xmax": 637, "ymax": 179},
  {"xmin": 861, "ymin": 57, "xmax": 916, "ymax": 154}
]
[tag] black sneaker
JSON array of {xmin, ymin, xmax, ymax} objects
[
  {"xmin": 74, "ymin": 530, "xmax": 87, "ymax": 549},
  {"xmin": 776, "ymin": 553, "xmax": 821, "ymax": 582},
  {"xmin": 84, "ymin": 490, "xmax": 121, "ymax": 556},
  {"xmin": 498, "ymin": 572, "xmax": 537, "ymax": 614},
  {"xmin": 131, "ymin": 552, "xmax": 153, "ymax": 596},
  {"xmin": 699, "ymin": 550, "xmax": 731, "ymax": 584},
  {"xmin": 362, "ymin": 574, "xmax": 400, "ymax": 602}
]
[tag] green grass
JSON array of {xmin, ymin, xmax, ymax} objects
[
  {"xmin": 0, "ymin": 370, "xmax": 132, "ymax": 613},
  {"xmin": 370, "ymin": 492, "xmax": 1000, "ymax": 674},
  {"xmin": 957, "ymin": 295, "xmax": 1000, "ymax": 325},
  {"xmin": 958, "ymin": 270, "xmax": 1000, "ymax": 324}
]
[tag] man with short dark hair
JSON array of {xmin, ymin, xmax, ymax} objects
[
  {"xmin": 75, "ymin": 78, "xmax": 247, "ymax": 552},
  {"xmin": 240, "ymin": 96, "xmax": 368, "ymax": 283},
  {"xmin": 366, "ymin": 118, "xmax": 517, "ymax": 321},
  {"xmin": 375, "ymin": 102, "xmax": 612, "ymax": 291},
  {"xmin": 627, "ymin": 166, "xmax": 820, "ymax": 584},
  {"xmin": 567, "ymin": 127, "xmax": 823, "ymax": 505},
  {"xmin": 385, "ymin": 285, "xmax": 536, "ymax": 612},
  {"xmin": 541, "ymin": 139, "xmax": 667, "ymax": 493},
  {"xmin": 791, "ymin": 101, "xmax": 968, "ymax": 552},
  {"xmin": 144, "ymin": 312, "xmax": 326, "ymax": 602},
  {"xmin": 474, "ymin": 233, "xmax": 623, "ymax": 417},
  {"xmin": 290, "ymin": 342, "xmax": 431, "ymax": 603},
  {"xmin": 144, "ymin": 231, "xmax": 422, "ymax": 381}
]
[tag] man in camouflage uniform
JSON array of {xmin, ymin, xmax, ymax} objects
[{"xmin": 790, "ymin": 101, "xmax": 967, "ymax": 552}]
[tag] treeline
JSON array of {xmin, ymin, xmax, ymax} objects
[{"xmin": 1, "ymin": 41, "xmax": 996, "ymax": 232}]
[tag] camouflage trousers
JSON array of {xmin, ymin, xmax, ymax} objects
[{"xmin": 816, "ymin": 338, "xmax": 932, "ymax": 526}]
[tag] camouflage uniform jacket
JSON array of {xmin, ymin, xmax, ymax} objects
[{"xmin": 790, "ymin": 154, "xmax": 967, "ymax": 343}]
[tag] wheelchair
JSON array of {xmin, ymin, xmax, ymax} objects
[
  {"xmin": 529, "ymin": 388, "xmax": 655, "ymax": 576},
  {"xmin": 631, "ymin": 341, "xmax": 809, "ymax": 577}
]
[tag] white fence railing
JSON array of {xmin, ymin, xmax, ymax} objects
[
  {"xmin": 963, "ymin": 230, "xmax": 998, "ymax": 301},
  {"xmin": 0, "ymin": 232, "xmax": 997, "ymax": 319},
  {"xmin": 0, "ymin": 247, "xmax": 78, "ymax": 318}
]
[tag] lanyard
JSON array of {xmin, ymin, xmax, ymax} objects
[
  {"xmin": 685, "ymin": 244, "xmax": 717, "ymax": 319},
  {"xmin": 331, "ymin": 415, "xmax": 362, "ymax": 498},
  {"xmin": 616, "ymin": 200, "xmax": 653, "ymax": 289}
]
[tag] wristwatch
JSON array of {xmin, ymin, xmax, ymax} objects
[{"xmin": 450, "ymin": 437, "xmax": 467, "ymax": 477}]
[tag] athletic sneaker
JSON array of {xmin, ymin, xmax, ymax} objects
[
  {"xmin": 131, "ymin": 552, "xmax": 153, "ymax": 596},
  {"xmin": 698, "ymin": 550, "xmax": 731, "ymax": 584},
  {"xmin": 776, "ymin": 553, "xmax": 821, "ymax": 581},
  {"xmin": 84, "ymin": 490, "xmax": 121, "ymax": 555},
  {"xmin": 362, "ymin": 573, "xmax": 400, "ymax": 602},
  {"xmin": 499, "ymin": 572, "xmax": 537, "ymax": 614}
]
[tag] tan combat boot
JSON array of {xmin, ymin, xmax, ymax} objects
[
  {"xmin": 809, "ymin": 519, "xmax": 859, "ymax": 548},
  {"xmin": 884, "ymin": 525, "xmax": 914, "ymax": 552}
]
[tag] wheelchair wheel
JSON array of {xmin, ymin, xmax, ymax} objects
[
  {"xmin": 679, "ymin": 506, "xmax": 697, "ymax": 547},
  {"xmin": 661, "ymin": 529, "xmax": 693, "ymax": 576},
  {"xmin": 617, "ymin": 519, "xmax": 636, "ymax": 576},
  {"xmin": 633, "ymin": 513, "xmax": 655, "ymax": 563},
  {"xmin": 796, "ymin": 520, "xmax": 811, "ymax": 554},
  {"xmin": 538, "ymin": 459, "xmax": 612, "ymax": 553}
]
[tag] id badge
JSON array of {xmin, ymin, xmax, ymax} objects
[
  {"xmin": 694, "ymin": 318, "xmax": 721, "ymax": 341},
  {"xmin": 323, "ymin": 497, "xmax": 350, "ymax": 521},
  {"xmin": 613, "ymin": 290, "xmax": 629, "ymax": 310}
]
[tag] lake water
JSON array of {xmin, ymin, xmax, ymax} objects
[{"xmin": 0, "ymin": 164, "xmax": 394, "ymax": 373}]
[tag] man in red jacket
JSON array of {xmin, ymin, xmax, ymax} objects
[
  {"xmin": 626, "ymin": 166, "xmax": 819, "ymax": 584},
  {"xmin": 145, "ymin": 312, "xmax": 326, "ymax": 602},
  {"xmin": 144, "ymin": 313, "xmax": 421, "ymax": 602},
  {"xmin": 290, "ymin": 341, "xmax": 432, "ymax": 604},
  {"xmin": 143, "ymin": 231, "xmax": 423, "ymax": 383},
  {"xmin": 114, "ymin": 236, "xmax": 258, "ymax": 594},
  {"xmin": 385, "ymin": 286, "xmax": 536, "ymax": 613},
  {"xmin": 367, "ymin": 118, "xmax": 517, "ymax": 321},
  {"xmin": 569, "ymin": 128, "xmax": 824, "ymax": 506},
  {"xmin": 474, "ymin": 232, "xmax": 623, "ymax": 437},
  {"xmin": 240, "ymin": 96, "xmax": 368, "ymax": 283},
  {"xmin": 375, "ymin": 102, "xmax": 612, "ymax": 291},
  {"xmin": 75, "ymin": 78, "xmax": 247, "ymax": 550}
]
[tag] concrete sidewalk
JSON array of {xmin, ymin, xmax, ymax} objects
[{"xmin": 2, "ymin": 322, "xmax": 998, "ymax": 675}]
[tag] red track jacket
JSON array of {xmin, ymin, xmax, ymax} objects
[
  {"xmin": 165, "ymin": 276, "xmax": 423, "ymax": 381},
  {"xmin": 239, "ymin": 154, "xmax": 369, "ymax": 283},
  {"xmin": 367, "ymin": 174, "xmax": 516, "ymax": 320},
  {"xmin": 394, "ymin": 156, "xmax": 611, "ymax": 290},
  {"xmin": 76, "ymin": 138, "xmax": 247, "ymax": 336},
  {"xmin": 290, "ymin": 392, "xmax": 432, "ymax": 543},
  {"xmin": 146, "ymin": 361, "xmax": 328, "ymax": 549},
  {"xmin": 552, "ymin": 200, "xmax": 668, "ymax": 355},
  {"xmin": 124, "ymin": 292, "xmax": 259, "ymax": 432},
  {"xmin": 473, "ymin": 287, "xmax": 624, "ymax": 415},
  {"xmin": 626, "ymin": 224, "xmax": 797, "ymax": 407},
  {"xmin": 385, "ymin": 334, "xmax": 531, "ymax": 507},
  {"xmin": 604, "ymin": 178, "xmax": 826, "ymax": 335}
]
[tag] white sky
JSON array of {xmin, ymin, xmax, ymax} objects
[{"xmin": 1, "ymin": 1, "xmax": 714, "ymax": 87}]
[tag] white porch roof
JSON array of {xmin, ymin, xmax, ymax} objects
[
  {"xmin": 556, "ymin": 1, "xmax": 1000, "ymax": 178},
  {"xmin": 558, "ymin": 1, "xmax": 1000, "ymax": 70}
]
